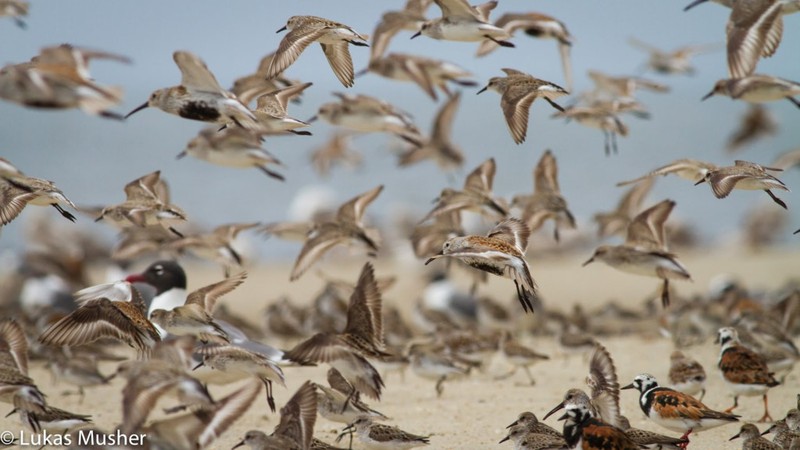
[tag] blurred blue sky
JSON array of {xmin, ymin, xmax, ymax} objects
[{"xmin": 1, "ymin": 1, "xmax": 798, "ymax": 258}]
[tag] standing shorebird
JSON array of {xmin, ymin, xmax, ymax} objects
[
  {"xmin": 339, "ymin": 417, "xmax": 430, "ymax": 450},
  {"xmin": 729, "ymin": 423, "xmax": 782, "ymax": 449},
  {"xmin": 478, "ymin": 68, "xmax": 568, "ymax": 145},
  {"xmin": 125, "ymin": 51, "xmax": 258, "ymax": 130},
  {"xmin": 702, "ymin": 75, "xmax": 800, "ymax": 108},
  {"xmin": 716, "ymin": 327, "xmax": 780, "ymax": 422},
  {"xmin": 668, "ymin": 350, "xmax": 707, "ymax": 401},
  {"xmin": 622, "ymin": 373, "xmax": 740, "ymax": 445},
  {"xmin": 0, "ymin": 158, "xmax": 77, "ymax": 226},
  {"xmin": 512, "ymin": 150, "xmax": 576, "ymax": 242},
  {"xmin": 544, "ymin": 343, "xmax": 624, "ymax": 428},
  {"xmin": 557, "ymin": 403, "xmax": 640, "ymax": 450},
  {"xmin": 583, "ymin": 199, "xmax": 691, "ymax": 308},
  {"xmin": 695, "ymin": 160, "xmax": 790, "ymax": 209},
  {"xmin": 412, "ymin": 0, "xmax": 514, "ymax": 47},
  {"xmin": 266, "ymin": 16, "xmax": 369, "ymax": 88},
  {"xmin": 476, "ymin": 12, "xmax": 573, "ymax": 90},
  {"xmin": 425, "ymin": 217, "xmax": 537, "ymax": 314}
]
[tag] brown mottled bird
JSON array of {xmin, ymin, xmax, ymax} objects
[
  {"xmin": 284, "ymin": 263, "xmax": 389, "ymax": 400},
  {"xmin": 716, "ymin": 327, "xmax": 779, "ymax": 422},
  {"xmin": 39, "ymin": 285, "xmax": 160, "ymax": 357}
]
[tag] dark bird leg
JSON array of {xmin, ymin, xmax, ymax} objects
[
  {"xmin": 435, "ymin": 375, "xmax": 446, "ymax": 397},
  {"xmin": 258, "ymin": 165, "xmax": 285, "ymax": 181},
  {"xmin": 485, "ymin": 36, "xmax": 515, "ymax": 48},
  {"xmin": 661, "ymin": 279, "xmax": 670, "ymax": 308},
  {"xmin": 53, "ymin": 204, "xmax": 76, "ymax": 222},
  {"xmin": 544, "ymin": 97, "xmax": 565, "ymax": 112},
  {"xmin": 262, "ymin": 378, "xmax": 276, "ymax": 413},
  {"xmin": 99, "ymin": 110, "xmax": 125, "ymax": 121},
  {"xmin": 725, "ymin": 395, "xmax": 739, "ymax": 413},
  {"xmin": 523, "ymin": 366, "xmax": 536, "ymax": 385},
  {"xmin": 288, "ymin": 129, "xmax": 312, "ymax": 136},
  {"xmin": 169, "ymin": 227, "xmax": 184, "ymax": 238},
  {"xmin": 603, "ymin": 131, "xmax": 611, "ymax": 157},
  {"xmin": 611, "ymin": 132, "xmax": 619, "ymax": 155},
  {"xmin": 764, "ymin": 190, "xmax": 787, "ymax": 209}
]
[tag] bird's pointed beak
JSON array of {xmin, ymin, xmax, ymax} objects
[
  {"xmin": 232, "ymin": 440, "xmax": 245, "ymax": 449},
  {"xmin": 621, "ymin": 383, "xmax": 635, "ymax": 390},
  {"xmin": 124, "ymin": 273, "xmax": 146, "ymax": 283},
  {"xmin": 694, "ymin": 178, "xmax": 706, "ymax": 186},
  {"xmin": 176, "ymin": 151, "xmax": 187, "ymax": 160},
  {"xmin": 307, "ymin": 115, "xmax": 318, "ymax": 123},
  {"xmin": 505, "ymin": 420, "xmax": 518, "ymax": 429},
  {"xmin": 684, "ymin": 0, "xmax": 710, "ymax": 11},
  {"xmin": 124, "ymin": 101, "xmax": 149, "ymax": 119},
  {"xmin": 354, "ymin": 68, "xmax": 369, "ymax": 78},
  {"xmin": 729, "ymin": 431, "xmax": 741, "ymax": 441},
  {"xmin": 700, "ymin": 91, "xmax": 714, "ymax": 101},
  {"xmin": 761, "ymin": 426, "xmax": 775, "ymax": 436},
  {"xmin": 476, "ymin": 85, "xmax": 488, "ymax": 95},
  {"xmin": 192, "ymin": 361, "xmax": 204, "ymax": 371},
  {"xmin": 424, "ymin": 252, "xmax": 444, "ymax": 265},
  {"xmin": 581, "ymin": 256, "xmax": 594, "ymax": 267},
  {"xmin": 498, "ymin": 435, "xmax": 510, "ymax": 444},
  {"xmin": 410, "ymin": 31, "xmax": 421, "ymax": 39},
  {"xmin": 542, "ymin": 401, "xmax": 565, "ymax": 421},
  {"xmin": 276, "ymin": 25, "xmax": 287, "ymax": 33}
]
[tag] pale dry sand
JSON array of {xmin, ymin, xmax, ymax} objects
[{"xmin": 1, "ymin": 248, "xmax": 798, "ymax": 449}]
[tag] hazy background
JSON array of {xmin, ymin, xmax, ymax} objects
[{"xmin": 1, "ymin": 1, "xmax": 798, "ymax": 260}]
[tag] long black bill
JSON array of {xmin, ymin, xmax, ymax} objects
[
  {"xmin": 700, "ymin": 91, "xmax": 714, "ymax": 101},
  {"xmin": 476, "ymin": 86, "xmax": 488, "ymax": 95},
  {"xmin": 684, "ymin": 0, "xmax": 710, "ymax": 11},
  {"xmin": 276, "ymin": 26, "xmax": 287, "ymax": 33},
  {"xmin": 410, "ymin": 31, "xmax": 421, "ymax": 39},
  {"xmin": 542, "ymin": 401, "xmax": 565, "ymax": 421},
  {"xmin": 124, "ymin": 101, "xmax": 149, "ymax": 119}
]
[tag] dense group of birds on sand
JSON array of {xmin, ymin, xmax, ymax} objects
[{"xmin": 1, "ymin": 0, "xmax": 799, "ymax": 448}]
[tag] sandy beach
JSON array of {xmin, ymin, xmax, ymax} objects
[{"xmin": 1, "ymin": 247, "xmax": 797, "ymax": 449}]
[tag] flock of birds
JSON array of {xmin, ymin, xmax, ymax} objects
[{"xmin": 0, "ymin": 0, "xmax": 799, "ymax": 449}]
